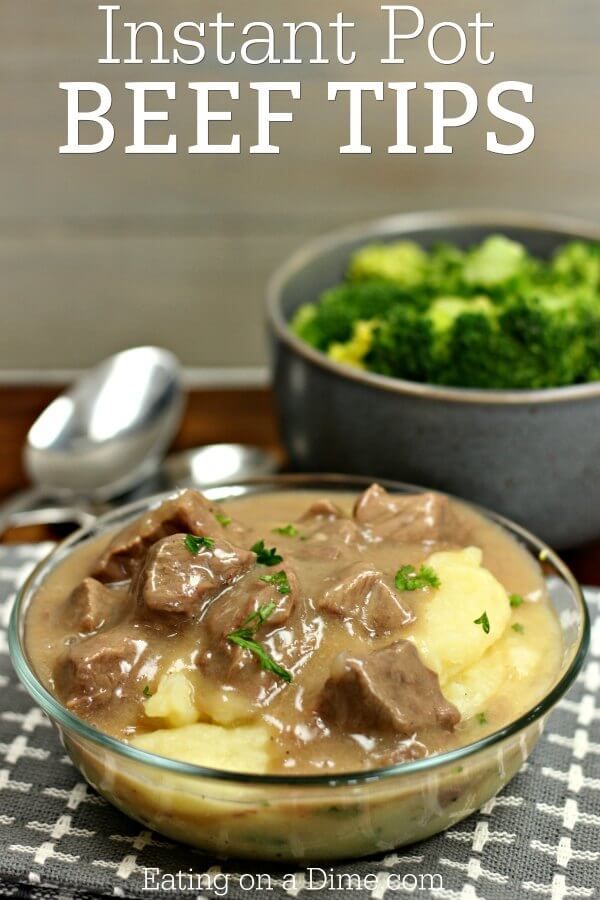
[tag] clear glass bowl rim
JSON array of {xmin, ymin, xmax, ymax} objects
[{"xmin": 9, "ymin": 473, "xmax": 590, "ymax": 788}]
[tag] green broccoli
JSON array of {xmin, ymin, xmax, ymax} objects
[
  {"xmin": 328, "ymin": 320, "xmax": 378, "ymax": 369},
  {"xmin": 293, "ymin": 236, "xmax": 600, "ymax": 390},
  {"xmin": 348, "ymin": 241, "xmax": 427, "ymax": 288},
  {"xmin": 367, "ymin": 306, "xmax": 436, "ymax": 382},
  {"xmin": 551, "ymin": 241, "xmax": 600, "ymax": 291},
  {"xmin": 424, "ymin": 243, "xmax": 467, "ymax": 296},
  {"xmin": 291, "ymin": 279, "xmax": 419, "ymax": 351},
  {"xmin": 462, "ymin": 235, "xmax": 530, "ymax": 290}
]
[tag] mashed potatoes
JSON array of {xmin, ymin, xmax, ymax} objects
[
  {"xmin": 132, "ymin": 546, "xmax": 552, "ymax": 770},
  {"xmin": 133, "ymin": 721, "xmax": 272, "ymax": 773}
]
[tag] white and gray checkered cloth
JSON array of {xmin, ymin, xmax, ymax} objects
[{"xmin": 0, "ymin": 545, "xmax": 598, "ymax": 900}]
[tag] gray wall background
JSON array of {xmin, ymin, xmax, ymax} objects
[{"xmin": 2, "ymin": 1, "xmax": 598, "ymax": 378}]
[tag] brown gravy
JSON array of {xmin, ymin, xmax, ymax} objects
[{"xmin": 25, "ymin": 486, "xmax": 558, "ymax": 774}]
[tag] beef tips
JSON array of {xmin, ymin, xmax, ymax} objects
[
  {"xmin": 298, "ymin": 518, "xmax": 366, "ymax": 562},
  {"xmin": 248, "ymin": 566, "xmax": 299, "ymax": 627},
  {"xmin": 55, "ymin": 627, "xmax": 148, "ymax": 714},
  {"xmin": 199, "ymin": 564, "xmax": 300, "ymax": 693},
  {"xmin": 317, "ymin": 640, "xmax": 460, "ymax": 736},
  {"xmin": 67, "ymin": 578, "xmax": 128, "ymax": 634},
  {"xmin": 318, "ymin": 564, "xmax": 414, "ymax": 635},
  {"xmin": 93, "ymin": 489, "xmax": 226, "ymax": 582},
  {"xmin": 203, "ymin": 566, "xmax": 298, "ymax": 639},
  {"xmin": 299, "ymin": 499, "xmax": 343, "ymax": 521},
  {"xmin": 137, "ymin": 533, "xmax": 255, "ymax": 616},
  {"xmin": 353, "ymin": 484, "xmax": 458, "ymax": 543}
]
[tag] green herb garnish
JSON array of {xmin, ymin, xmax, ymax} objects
[
  {"xmin": 227, "ymin": 633, "xmax": 293, "ymax": 683},
  {"xmin": 509, "ymin": 593, "xmax": 524, "ymax": 608},
  {"xmin": 512, "ymin": 622, "xmax": 525, "ymax": 633},
  {"xmin": 142, "ymin": 685, "xmax": 153, "ymax": 699},
  {"xmin": 474, "ymin": 611, "xmax": 490, "ymax": 634},
  {"xmin": 251, "ymin": 539, "xmax": 283, "ymax": 567},
  {"xmin": 476, "ymin": 712, "xmax": 487, "ymax": 726},
  {"xmin": 184, "ymin": 534, "xmax": 216, "ymax": 555},
  {"xmin": 242, "ymin": 601, "xmax": 278, "ymax": 629},
  {"xmin": 214, "ymin": 512, "xmax": 232, "ymax": 528},
  {"xmin": 272, "ymin": 524, "xmax": 298, "ymax": 537},
  {"xmin": 227, "ymin": 602, "xmax": 292, "ymax": 684},
  {"xmin": 259, "ymin": 571, "xmax": 291, "ymax": 595},
  {"xmin": 394, "ymin": 564, "xmax": 441, "ymax": 591}
]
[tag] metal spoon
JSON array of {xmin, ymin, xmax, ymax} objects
[
  {"xmin": 161, "ymin": 444, "xmax": 280, "ymax": 490},
  {"xmin": 0, "ymin": 347, "xmax": 184, "ymax": 533}
]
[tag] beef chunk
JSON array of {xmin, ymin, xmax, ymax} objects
[
  {"xmin": 67, "ymin": 578, "xmax": 128, "ymax": 634},
  {"xmin": 298, "ymin": 518, "xmax": 365, "ymax": 562},
  {"xmin": 55, "ymin": 628, "xmax": 148, "ymax": 714},
  {"xmin": 93, "ymin": 490, "xmax": 225, "ymax": 582},
  {"xmin": 203, "ymin": 565, "xmax": 298, "ymax": 639},
  {"xmin": 353, "ymin": 484, "xmax": 458, "ymax": 543},
  {"xmin": 299, "ymin": 499, "xmax": 342, "ymax": 521},
  {"xmin": 317, "ymin": 640, "xmax": 460, "ymax": 736},
  {"xmin": 318, "ymin": 564, "xmax": 414, "ymax": 635},
  {"xmin": 245, "ymin": 566, "xmax": 299, "ymax": 627},
  {"xmin": 138, "ymin": 533, "xmax": 255, "ymax": 616}
]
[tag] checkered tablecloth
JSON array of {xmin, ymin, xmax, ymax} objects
[{"xmin": 0, "ymin": 545, "xmax": 598, "ymax": 900}]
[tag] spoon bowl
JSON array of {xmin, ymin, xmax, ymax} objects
[
  {"xmin": 25, "ymin": 347, "xmax": 183, "ymax": 501},
  {"xmin": 161, "ymin": 443, "xmax": 279, "ymax": 490}
]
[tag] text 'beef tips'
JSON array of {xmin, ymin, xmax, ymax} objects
[
  {"xmin": 317, "ymin": 640, "xmax": 460, "ymax": 737},
  {"xmin": 353, "ymin": 484, "xmax": 461, "ymax": 543},
  {"xmin": 318, "ymin": 563, "xmax": 415, "ymax": 636},
  {"xmin": 93, "ymin": 489, "xmax": 237, "ymax": 582},
  {"xmin": 138, "ymin": 533, "xmax": 256, "ymax": 616}
]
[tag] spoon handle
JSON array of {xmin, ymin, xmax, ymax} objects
[{"xmin": 0, "ymin": 488, "xmax": 96, "ymax": 537}]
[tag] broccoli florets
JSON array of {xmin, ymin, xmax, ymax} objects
[
  {"xmin": 551, "ymin": 241, "xmax": 600, "ymax": 291},
  {"xmin": 462, "ymin": 235, "xmax": 529, "ymax": 290},
  {"xmin": 367, "ymin": 307, "xmax": 436, "ymax": 382},
  {"xmin": 327, "ymin": 320, "xmax": 378, "ymax": 369},
  {"xmin": 348, "ymin": 241, "xmax": 427, "ymax": 288},
  {"xmin": 293, "ymin": 236, "xmax": 600, "ymax": 390},
  {"xmin": 291, "ymin": 280, "xmax": 418, "ymax": 351}
]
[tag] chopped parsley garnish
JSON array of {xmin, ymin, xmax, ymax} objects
[
  {"xmin": 474, "ymin": 611, "xmax": 490, "ymax": 634},
  {"xmin": 272, "ymin": 523, "xmax": 299, "ymax": 537},
  {"xmin": 142, "ymin": 685, "xmax": 153, "ymax": 699},
  {"xmin": 394, "ymin": 564, "xmax": 441, "ymax": 591},
  {"xmin": 251, "ymin": 539, "xmax": 283, "ymax": 567},
  {"xmin": 476, "ymin": 712, "xmax": 487, "ymax": 726},
  {"xmin": 509, "ymin": 593, "xmax": 524, "ymax": 608},
  {"xmin": 512, "ymin": 622, "xmax": 525, "ymax": 633},
  {"xmin": 241, "ymin": 601, "xmax": 278, "ymax": 629},
  {"xmin": 214, "ymin": 512, "xmax": 232, "ymax": 528},
  {"xmin": 259, "ymin": 571, "xmax": 291, "ymax": 595},
  {"xmin": 184, "ymin": 534, "xmax": 216, "ymax": 554},
  {"xmin": 227, "ymin": 602, "xmax": 292, "ymax": 684}
]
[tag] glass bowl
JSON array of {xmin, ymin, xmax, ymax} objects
[{"xmin": 9, "ymin": 475, "xmax": 590, "ymax": 861}]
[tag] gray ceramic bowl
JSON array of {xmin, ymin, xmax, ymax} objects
[{"xmin": 267, "ymin": 209, "xmax": 600, "ymax": 549}]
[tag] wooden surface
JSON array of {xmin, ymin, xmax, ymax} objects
[
  {"xmin": 0, "ymin": 385, "xmax": 280, "ymax": 500},
  {"xmin": 0, "ymin": 385, "xmax": 598, "ymax": 586},
  {"xmin": 2, "ymin": 1, "xmax": 599, "ymax": 372}
]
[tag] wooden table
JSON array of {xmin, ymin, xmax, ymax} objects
[{"xmin": 1, "ymin": 385, "xmax": 598, "ymax": 586}]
